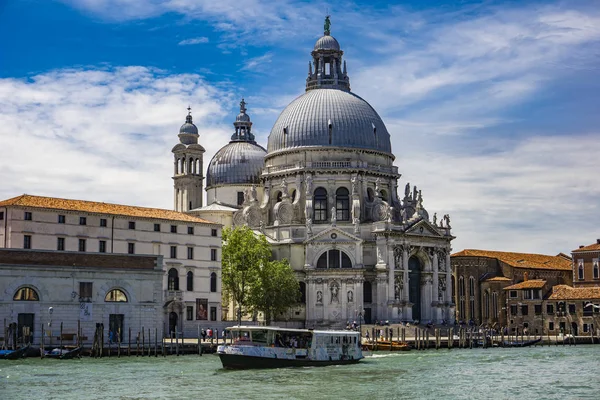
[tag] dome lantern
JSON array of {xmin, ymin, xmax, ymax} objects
[{"xmin": 306, "ymin": 16, "xmax": 350, "ymax": 92}]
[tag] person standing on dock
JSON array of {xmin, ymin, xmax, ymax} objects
[{"xmin": 201, "ymin": 329, "xmax": 206, "ymax": 342}]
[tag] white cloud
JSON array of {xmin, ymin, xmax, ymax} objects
[
  {"xmin": 393, "ymin": 131, "xmax": 600, "ymax": 255},
  {"xmin": 0, "ymin": 67, "xmax": 236, "ymax": 208},
  {"xmin": 178, "ymin": 37, "xmax": 209, "ymax": 46},
  {"xmin": 239, "ymin": 52, "xmax": 273, "ymax": 72}
]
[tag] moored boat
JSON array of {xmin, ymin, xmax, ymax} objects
[
  {"xmin": 501, "ymin": 338, "xmax": 541, "ymax": 348},
  {"xmin": 0, "ymin": 345, "xmax": 30, "ymax": 360},
  {"xmin": 45, "ymin": 346, "xmax": 83, "ymax": 359},
  {"xmin": 217, "ymin": 326, "xmax": 363, "ymax": 369},
  {"xmin": 362, "ymin": 341, "xmax": 410, "ymax": 351}
]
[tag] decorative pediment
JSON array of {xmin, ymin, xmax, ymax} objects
[
  {"xmin": 405, "ymin": 219, "xmax": 443, "ymax": 237},
  {"xmin": 304, "ymin": 226, "xmax": 362, "ymax": 245}
]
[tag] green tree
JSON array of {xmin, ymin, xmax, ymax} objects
[
  {"xmin": 221, "ymin": 225, "xmax": 271, "ymax": 325},
  {"xmin": 248, "ymin": 259, "xmax": 300, "ymax": 326},
  {"xmin": 222, "ymin": 226, "xmax": 300, "ymax": 326}
]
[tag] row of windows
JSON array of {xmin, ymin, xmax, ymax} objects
[
  {"xmin": 19, "ymin": 211, "xmax": 218, "ymax": 236},
  {"xmin": 168, "ymin": 269, "xmax": 218, "ymax": 293},
  {"xmin": 23, "ymin": 235, "xmax": 218, "ymax": 260},
  {"xmin": 185, "ymin": 305, "xmax": 218, "ymax": 321},
  {"xmin": 13, "ymin": 286, "xmax": 127, "ymax": 302},
  {"xmin": 577, "ymin": 261, "xmax": 600, "ymax": 280},
  {"xmin": 508, "ymin": 289, "xmax": 542, "ymax": 299},
  {"xmin": 313, "ymin": 187, "xmax": 350, "ymax": 223}
]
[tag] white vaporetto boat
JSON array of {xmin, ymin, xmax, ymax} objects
[{"xmin": 217, "ymin": 326, "xmax": 363, "ymax": 369}]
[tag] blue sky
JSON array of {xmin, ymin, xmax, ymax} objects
[{"xmin": 0, "ymin": 0, "xmax": 598, "ymax": 255}]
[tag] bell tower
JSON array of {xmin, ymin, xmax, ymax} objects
[{"xmin": 172, "ymin": 107, "xmax": 205, "ymax": 212}]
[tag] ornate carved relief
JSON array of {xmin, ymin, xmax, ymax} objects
[
  {"xmin": 394, "ymin": 274, "xmax": 403, "ymax": 299},
  {"xmin": 330, "ymin": 281, "xmax": 340, "ymax": 303},
  {"xmin": 438, "ymin": 276, "xmax": 447, "ymax": 301}
]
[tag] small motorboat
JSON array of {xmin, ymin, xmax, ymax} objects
[{"xmin": 0, "ymin": 345, "xmax": 30, "ymax": 360}]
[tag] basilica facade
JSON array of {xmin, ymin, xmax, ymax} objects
[{"xmin": 179, "ymin": 21, "xmax": 455, "ymax": 328}]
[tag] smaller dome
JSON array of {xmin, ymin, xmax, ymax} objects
[
  {"xmin": 179, "ymin": 122, "xmax": 198, "ymax": 135},
  {"xmin": 236, "ymin": 113, "xmax": 250, "ymax": 122},
  {"xmin": 314, "ymin": 35, "xmax": 340, "ymax": 51},
  {"xmin": 206, "ymin": 142, "xmax": 267, "ymax": 187}
]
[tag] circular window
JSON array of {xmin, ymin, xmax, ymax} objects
[{"xmin": 331, "ymin": 233, "xmax": 338, "ymax": 239}]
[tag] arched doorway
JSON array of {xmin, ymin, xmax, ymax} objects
[
  {"xmin": 169, "ymin": 312, "xmax": 178, "ymax": 336},
  {"xmin": 408, "ymin": 256, "xmax": 422, "ymax": 322}
]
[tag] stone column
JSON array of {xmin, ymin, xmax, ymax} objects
[
  {"xmin": 402, "ymin": 247, "xmax": 409, "ymax": 302},
  {"xmin": 341, "ymin": 279, "xmax": 347, "ymax": 321},
  {"xmin": 432, "ymin": 250, "xmax": 439, "ymax": 304},
  {"xmin": 388, "ymin": 246, "xmax": 395, "ymax": 302},
  {"xmin": 446, "ymin": 251, "xmax": 452, "ymax": 303}
]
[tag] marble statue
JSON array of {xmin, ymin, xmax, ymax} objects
[
  {"xmin": 331, "ymin": 206, "xmax": 337, "ymax": 225},
  {"xmin": 316, "ymin": 290, "xmax": 323, "ymax": 304},
  {"xmin": 330, "ymin": 282, "xmax": 339, "ymax": 303},
  {"xmin": 305, "ymin": 173, "xmax": 313, "ymax": 195}
]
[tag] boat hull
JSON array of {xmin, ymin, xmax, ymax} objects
[{"xmin": 218, "ymin": 353, "xmax": 362, "ymax": 369}]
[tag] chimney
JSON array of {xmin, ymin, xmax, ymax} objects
[
  {"xmin": 597, "ymin": 239, "xmax": 600, "ymax": 244},
  {"xmin": 579, "ymin": 245, "xmax": 584, "ymax": 248}
]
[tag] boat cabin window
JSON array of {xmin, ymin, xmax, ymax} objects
[{"xmin": 251, "ymin": 329, "xmax": 268, "ymax": 344}]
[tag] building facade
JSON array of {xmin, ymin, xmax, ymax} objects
[
  {"xmin": 572, "ymin": 240, "xmax": 600, "ymax": 287},
  {"xmin": 0, "ymin": 249, "xmax": 163, "ymax": 347},
  {"xmin": 194, "ymin": 21, "xmax": 456, "ymax": 328},
  {"xmin": 0, "ymin": 195, "xmax": 222, "ymax": 336},
  {"xmin": 451, "ymin": 249, "xmax": 572, "ymax": 327}
]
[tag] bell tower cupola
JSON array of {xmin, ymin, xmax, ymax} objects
[
  {"xmin": 306, "ymin": 16, "xmax": 350, "ymax": 92},
  {"xmin": 172, "ymin": 106, "xmax": 205, "ymax": 212}
]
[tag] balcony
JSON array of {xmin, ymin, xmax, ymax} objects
[
  {"xmin": 164, "ymin": 290, "xmax": 183, "ymax": 301},
  {"xmin": 262, "ymin": 161, "xmax": 399, "ymax": 175}
]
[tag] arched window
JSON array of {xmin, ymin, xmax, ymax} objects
[
  {"xmin": 313, "ymin": 188, "xmax": 328, "ymax": 222},
  {"xmin": 276, "ymin": 191, "xmax": 282, "ymax": 203},
  {"xmin": 483, "ymin": 291, "xmax": 489, "ymax": 319},
  {"xmin": 364, "ymin": 281, "xmax": 372, "ymax": 303},
  {"xmin": 469, "ymin": 276, "xmax": 475, "ymax": 321},
  {"xmin": 316, "ymin": 249, "xmax": 352, "ymax": 269},
  {"xmin": 458, "ymin": 276, "xmax": 465, "ymax": 320},
  {"xmin": 335, "ymin": 187, "xmax": 350, "ymax": 221},
  {"xmin": 594, "ymin": 262, "xmax": 599, "ymax": 279},
  {"xmin": 105, "ymin": 289, "xmax": 128, "ymax": 302},
  {"xmin": 168, "ymin": 268, "xmax": 179, "ymax": 291},
  {"xmin": 380, "ymin": 190, "xmax": 388, "ymax": 201},
  {"xmin": 188, "ymin": 158, "xmax": 193, "ymax": 174},
  {"xmin": 210, "ymin": 272, "xmax": 217, "ymax": 293},
  {"xmin": 299, "ymin": 282, "xmax": 306, "ymax": 304},
  {"xmin": 367, "ymin": 188, "xmax": 374, "ymax": 202},
  {"xmin": 469, "ymin": 276, "xmax": 475, "ymax": 297},
  {"xmin": 186, "ymin": 271, "xmax": 194, "ymax": 291},
  {"xmin": 578, "ymin": 261, "xmax": 584, "ymax": 280},
  {"xmin": 14, "ymin": 287, "xmax": 39, "ymax": 301},
  {"xmin": 492, "ymin": 292, "xmax": 498, "ymax": 319}
]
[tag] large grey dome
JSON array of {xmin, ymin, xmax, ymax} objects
[
  {"xmin": 314, "ymin": 35, "xmax": 340, "ymax": 51},
  {"xmin": 206, "ymin": 141, "xmax": 267, "ymax": 187},
  {"xmin": 267, "ymin": 89, "xmax": 392, "ymax": 154}
]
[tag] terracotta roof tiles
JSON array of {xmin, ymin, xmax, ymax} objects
[
  {"xmin": 451, "ymin": 249, "xmax": 572, "ymax": 271},
  {"xmin": 0, "ymin": 194, "xmax": 217, "ymax": 225},
  {"xmin": 503, "ymin": 280, "xmax": 547, "ymax": 290},
  {"xmin": 548, "ymin": 285, "xmax": 600, "ymax": 300},
  {"xmin": 485, "ymin": 276, "xmax": 512, "ymax": 282},
  {"xmin": 572, "ymin": 243, "xmax": 600, "ymax": 253}
]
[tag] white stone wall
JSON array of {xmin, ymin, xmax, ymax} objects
[
  {"xmin": 206, "ymin": 185, "xmax": 264, "ymax": 208},
  {"xmin": 0, "ymin": 263, "xmax": 162, "ymax": 347},
  {"xmin": 0, "ymin": 206, "xmax": 223, "ymax": 336}
]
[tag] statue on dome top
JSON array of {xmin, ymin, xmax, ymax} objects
[
  {"xmin": 324, "ymin": 15, "xmax": 331, "ymax": 35},
  {"xmin": 240, "ymin": 98, "xmax": 247, "ymax": 113}
]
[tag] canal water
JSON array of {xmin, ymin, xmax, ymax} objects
[{"xmin": 1, "ymin": 346, "xmax": 599, "ymax": 399}]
